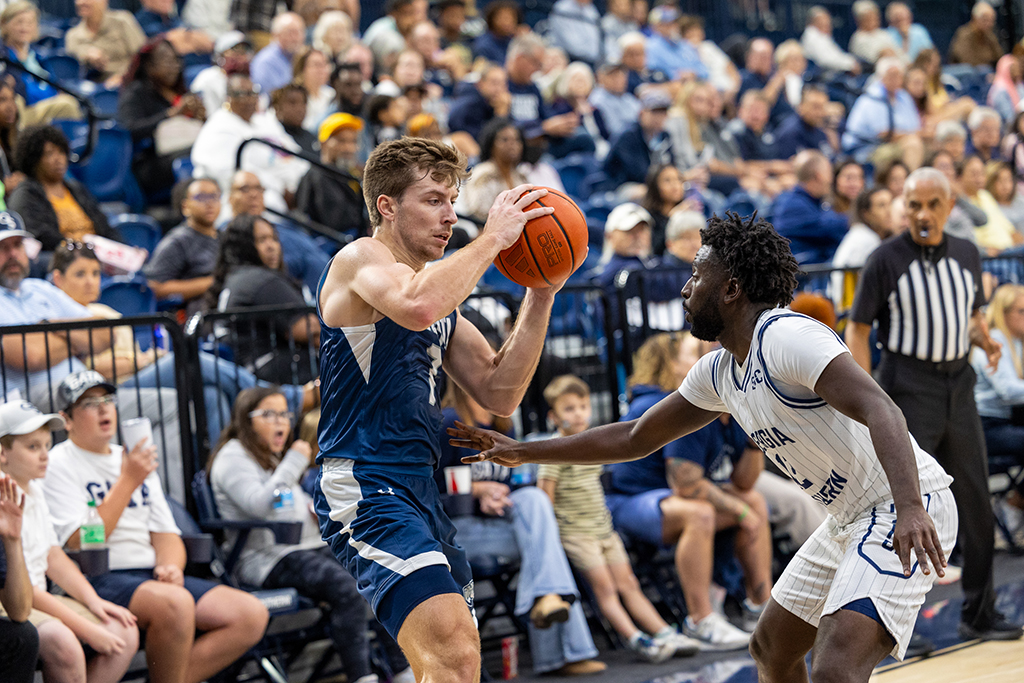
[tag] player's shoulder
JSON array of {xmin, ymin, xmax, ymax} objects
[{"xmin": 759, "ymin": 310, "xmax": 844, "ymax": 346}]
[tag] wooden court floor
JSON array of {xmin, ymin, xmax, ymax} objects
[{"xmin": 871, "ymin": 640, "xmax": 1024, "ymax": 683}]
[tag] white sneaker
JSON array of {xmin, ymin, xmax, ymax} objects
[
  {"xmin": 684, "ymin": 612, "xmax": 751, "ymax": 651},
  {"xmin": 654, "ymin": 628, "xmax": 701, "ymax": 656},
  {"xmin": 629, "ymin": 633, "xmax": 676, "ymax": 663},
  {"xmin": 392, "ymin": 669, "xmax": 416, "ymax": 683}
]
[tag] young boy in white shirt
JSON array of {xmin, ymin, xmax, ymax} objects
[
  {"xmin": 43, "ymin": 371, "xmax": 269, "ymax": 683},
  {"xmin": 536, "ymin": 375, "xmax": 702, "ymax": 662},
  {"xmin": 0, "ymin": 401, "xmax": 139, "ymax": 683}
]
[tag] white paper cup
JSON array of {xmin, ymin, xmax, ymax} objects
[
  {"xmin": 444, "ymin": 466, "xmax": 472, "ymax": 495},
  {"xmin": 121, "ymin": 417, "xmax": 154, "ymax": 452}
]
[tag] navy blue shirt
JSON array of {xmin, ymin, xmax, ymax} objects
[
  {"xmin": 770, "ymin": 185, "xmax": 849, "ymax": 264},
  {"xmin": 772, "ymin": 114, "xmax": 832, "ymax": 160},
  {"xmin": 473, "ymin": 32, "xmax": 511, "ymax": 64},
  {"xmin": 135, "ymin": 9, "xmax": 183, "ymax": 37},
  {"xmin": 447, "ymin": 88, "xmax": 496, "ymax": 140},
  {"xmin": 724, "ymin": 120, "xmax": 778, "ymax": 161},
  {"xmin": 508, "ymin": 79, "xmax": 548, "ymax": 139},
  {"xmin": 738, "ymin": 69, "xmax": 795, "ymax": 129},
  {"xmin": 608, "ymin": 386, "xmax": 750, "ymax": 494}
]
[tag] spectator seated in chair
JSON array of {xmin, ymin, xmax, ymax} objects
[
  {"xmin": 842, "ymin": 57, "xmax": 924, "ymax": 169},
  {"xmin": 44, "ymin": 370, "xmax": 269, "ymax": 683},
  {"xmin": 605, "ymin": 333, "xmax": 756, "ymax": 651},
  {"xmin": 207, "ymin": 387, "xmax": 412, "ymax": 683},
  {"xmin": 206, "ymin": 214, "xmax": 321, "ymax": 385},
  {"xmin": 134, "ymin": 0, "xmax": 214, "ymax": 56},
  {"xmin": 7, "ymin": 125, "xmax": 122, "ymax": 253},
  {"xmin": 0, "ymin": 471, "xmax": 40, "ymax": 683},
  {"xmin": 770, "ymin": 150, "xmax": 849, "ymax": 266},
  {"xmin": 65, "ymin": 0, "xmax": 147, "ymax": 88},
  {"xmin": 0, "ymin": 1, "xmax": 83, "ymax": 125},
  {"xmin": 48, "ymin": 240, "xmax": 319, "ymax": 447},
  {"xmin": 536, "ymin": 375, "xmax": 701, "ymax": 662},
  {"xmin": 435, "ymin": 380, "xmax": 607, "ymax": 677},
  {"xmin": 295, "ymin": 113, "xmax": 370, "ymax": 239},
  {"xmin": 0, "ymin": 401, "xmax": 139, "ymax": 683}
]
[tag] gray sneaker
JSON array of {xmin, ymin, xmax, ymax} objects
[
  {"xmin": 630, "ymin": 634, "xmax": 676, "ymax": 663},
  {"xmin": 654, "ymin": 629, "xmax": 701, "ymax": 657},
  {"xmin": 741, "ymin": 599, "xmax": 766, "ymax": 633},
  {"xmin": 684, "ymin": 612, "xmax": 751, "ymax": 651}
]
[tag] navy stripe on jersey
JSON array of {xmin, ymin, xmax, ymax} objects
[{"xmin": 757, "ymin": 313, "xmax": 832, "ymax": 410}]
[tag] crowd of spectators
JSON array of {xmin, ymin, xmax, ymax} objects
[{"xmin": 2, "ymin": 0, "xmax": 1024, "ymax": 679}]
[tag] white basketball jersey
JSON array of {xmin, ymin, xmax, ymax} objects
[{"xmin": 680, "ymin": 309, "xmax": 953, "ymax": 527}]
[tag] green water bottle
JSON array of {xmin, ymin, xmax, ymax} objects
[{"xmin": 80, "ymin": 500, "xmax": 105, "ymax": 548}]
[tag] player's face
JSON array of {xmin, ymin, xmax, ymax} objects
[
  {"xmin": 249, "ymin": 393, "xmax": 290, "ymax": 454},
  {"xmin": 682, "ymin": 246, "xmax": 727, "ymax": 342},
  {"xmin": 392, "ymin": 172, "xmax": 458, "ymax": 262},
  {"xmin": 550, "ymin": 393, "xmax": 591, "ymax": 435},
  {"xmin": 0, "ymin": 427, "xmax": 52, "ymax": 486}
]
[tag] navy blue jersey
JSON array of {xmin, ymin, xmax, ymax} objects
[{"xmin": 315, "ymin": 259, "xmax": 458, "ymax": 475}]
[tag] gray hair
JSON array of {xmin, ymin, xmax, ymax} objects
[
  {"xmin": 807, "ymin": 5, "xmax": 829, "ymax": 25},
  {"xmin": 934, "ymin": 120, "xmax": 967, "ymax": 142},
  {"xmin": 852, "ymin": 0, "xmax": 879, "ymax": 21},
  {"xmin": 967, "ymin": 105, "xmax": 1001, "ymax": 131},
  {"xmin": 904, "ymin": 167, "xmax": 951, "ymax": 199},
  {"xmin": 666, "ymin": 211, "xmax": 705, "ymax": 242},
  {"xmin": 312, "ymin": 11, "xmax": 352, "ymax": 55},
  {"xmin": 555, "ymin": 62, "xmax": 594, "ymax": 100},
  {"xmin": 507, "ymin": 32, "xmax": 546, "ymax": 64},
  {"xmin": 972, "ymin": 1, "xmax": 995, "ymax": 20},
  {"xmin": 618, "ymin": 31, "xmax": 646, "ymax": 51},
  {"xmin": 875, "ymin": 56, "xmax": 905, "ymax": 77}
]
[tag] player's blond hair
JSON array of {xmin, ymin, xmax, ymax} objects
[{"xmin": 362, "ymin": 136, "xmax": 469, "ymax": 228}]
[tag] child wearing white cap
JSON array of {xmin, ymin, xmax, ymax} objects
[{"xmin": 0, "ymin": 400, "xmax": 139, "ymax": 683}]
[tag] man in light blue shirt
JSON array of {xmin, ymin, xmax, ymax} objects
[
  {"xmin": 546, "ymin": 0, "xmax": 602, "ymax": 66},
  {"xmin": 644, "ymin": 6, "xmax": 708, "ymax": 82},
  {"xmin": 0, "ymin": 221, "xmax": 184, "ymax": 498},
  {"xmin": 885, "ymin": 2, "xmax": 934, "ymax": 61},
  {"xmin": 249, "ymin": 12, "xmax": 305, "ymax": 95},
  {"xmin": 588, "ymin": 62, "xmax": 641, "ymax": 138},
  {"xmin": 842, "ymin": 57, "xmax": 923, "ymax": 165}
]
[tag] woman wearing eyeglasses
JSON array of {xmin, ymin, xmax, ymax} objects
[
  {"xmin": 207, "ymin": 387, "xmax": 412, "ymax": 683},
  {"xmin": 971, "ymin": 283, "xmax": 1024, "ymax": 527}
]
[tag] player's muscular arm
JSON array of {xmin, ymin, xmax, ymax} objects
[
  {"xmin": 453, "ymin": 392, "xmax": 722, "ymax": 467},
  {"xmin": 444, "ymin": 290, "xmax": 557, "ymax": 416},
  {"xmin": 815, "ymin": 352, "xmax": 946, "ymax": 577},
  {"xmin": 667, "ymin": 458, "xmax": 749, "ymax": 519}
]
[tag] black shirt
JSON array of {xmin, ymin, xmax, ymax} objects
[{"xmin": 849, "ymin": 231, "xmax": 984, "ymax": 362}]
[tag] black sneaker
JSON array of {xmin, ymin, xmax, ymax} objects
[
  {"xmin": 958, "ymin": 615, "xmax": 1024, "ymax": 641},
  {"xmin": 905, "ymin": 633, "xmax": 935, "ymax": 658}
]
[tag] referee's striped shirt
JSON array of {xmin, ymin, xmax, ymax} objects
[{"xmin": 849, "ymin": 232, "xmax": 984, "ymax": 362}]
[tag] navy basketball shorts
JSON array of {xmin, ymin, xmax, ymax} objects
[{"xmin": 314, "ymin": 457, "xmax": 475, "ymax": 639}]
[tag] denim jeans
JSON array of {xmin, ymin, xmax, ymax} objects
[
  {"xmin": 122, "ymin": 350, "xmax": 306, "ymax": 444},
  {"xmin": 453, "ymin": 486, "xmax": 598, "ymax": 673}
]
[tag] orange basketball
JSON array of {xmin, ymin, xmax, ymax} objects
[{"xmin": 494, "ymin": 188, "xmax": 589, "ymax": 288}]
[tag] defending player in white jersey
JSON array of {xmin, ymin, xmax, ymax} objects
[{"xmin": 450, "ymin": 212, "xmax": 958, "ymax": 682}]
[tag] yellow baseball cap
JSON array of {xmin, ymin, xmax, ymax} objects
[{"xmin": 319, "ymin": 113, "xmax": 364, "ymax": 143}]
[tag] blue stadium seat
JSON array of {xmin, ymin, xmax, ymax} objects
[
  {"xmin": 183, "ymin": 64, "xmax": 206, "ymax": 89},
  {"xmin": 51, "ymin": 118, "xmax": 89, "ymax": 153},
  {"xmin": 88, "ymin": 88, "xmax": 120, "ymax": 118},
  {"xmin": 172, "ymin": 156, "xmax": 194, "ymax": 183},
  {"xmin": 39, "ymin": 52, "xmax": 82, "ymax": 84},
  {"xmin": 68, "ymin": 125, "xmax": 145, "ymax": 211},
  {"xmin": 553, "ymin": 153, "xmax": 600, "ymax": 200},
  {"xmin": 110, "ymin": 214, "xmax": 162, "ymax": 254},
  {"xmin": 99, "ymin": 275, "xmax": 156, "ymax": 317}
]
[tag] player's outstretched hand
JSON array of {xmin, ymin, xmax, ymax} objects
[
  {"xmin": 485, "ymin": 185, "xmax": 554, "ymax": 250},
  {"xmin": 892, "ymin": 505, "xmax": 946, "ymax": 578},
  {"xmin": 448, "ymin": 421, "xmax": 524, "ymax": 467}
]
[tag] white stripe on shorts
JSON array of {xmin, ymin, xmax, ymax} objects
[{"xmin": 771, "ymin": 488, "xmax": 958, "ymax": 660}]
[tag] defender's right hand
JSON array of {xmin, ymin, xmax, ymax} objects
[
  {"xmin": 485, "ymin": 185, "xmax": 555, "ymax": 251},
  {"xmin": 448, "ymin": 421, "xmax": 525, "ymax": 468}
]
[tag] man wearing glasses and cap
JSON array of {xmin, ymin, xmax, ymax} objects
[{"xmin": 0, "ymin": 218, "xmax": 185, "ymax": 500}]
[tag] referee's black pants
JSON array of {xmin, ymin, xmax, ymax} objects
[{"xmin": 878, "ymin": 352, "xmax": 997, "ymax": 629}]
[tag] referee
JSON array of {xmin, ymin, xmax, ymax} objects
[{"xmin": 846, "ymin": 167, "xmax": 1022, "ymax": 641}]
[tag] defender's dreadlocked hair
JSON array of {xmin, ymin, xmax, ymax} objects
[{"xmin": 700, "ymin": 212, "xmax": 800, "ymax": 308}]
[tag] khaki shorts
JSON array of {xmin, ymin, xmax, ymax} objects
[
  {"xmin": 561, "ymin": 532, "xmax": 630, "ymax": 572},
  {"xmin": 0, "ymin": 594, "xmax": 102, "ymax": 627}
]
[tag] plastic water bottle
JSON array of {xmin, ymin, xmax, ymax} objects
[
  {"xmin": 80, "ymin": 500, "xmax": 105, "ymax": 548},
  {"xmin": 271, "ymin": 487, "xmax": 295, "ymax": 518}
]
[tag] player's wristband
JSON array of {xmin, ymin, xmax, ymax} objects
[{"xmin": 737, "ymin": 506, "xmax": 750, "ymax": 522}]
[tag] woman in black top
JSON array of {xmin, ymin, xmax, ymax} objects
[
  {"xmin": 207, "ymin": 214, "xmax": 321, "ymax": 384},
  {"xmin": 641, "ymin": 163, "xmax": 687, "ymax": 257},
  {"xmin": 117, "ymin": 38, "xmax": 206, "ymax": 197},
  {"xmin": 7, "ymin": 125, "xmax": 121, "ymax": 251}
]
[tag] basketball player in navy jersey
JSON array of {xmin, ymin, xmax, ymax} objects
[
  {"xmin": 452, "ymin": 209, "xmax": 965, "ymax": 683},
  {"xmin": 313, "ymin": 137, "xmax": 565, "ymax": 683}
]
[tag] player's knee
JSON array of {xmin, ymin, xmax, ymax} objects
[{"xmin": 441, "ymin": 623, "xmax": 481, "ymax": 680}]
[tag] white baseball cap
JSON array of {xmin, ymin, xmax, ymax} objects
[
  {"xmin": 0, "ymin": 210, "xmax": 30, "ymax": 244},
  {"xmin": 605, "ymin": 203, "xmax": 653, "ymax": 232},
  {"xmin": 0, "ymin": 401, "xmax": 65, "ymax": 439}
]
